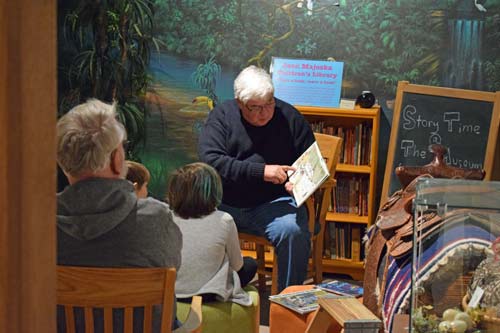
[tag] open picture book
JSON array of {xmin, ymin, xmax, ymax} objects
[
  {"xmin": 315, "ymin": 280, "xmax": 364, "ymax": 298},
  {"xmin": 288, "ymin": 141, "xmax": 330, "ymax": 207},
  {"xmin": 269, "ymin": 288, "xmax": 340, "ymax": 314}
]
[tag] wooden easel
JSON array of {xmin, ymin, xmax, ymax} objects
[{"xmin": 306, "ymin": 297, "xmax": 381, "ymax": 333}]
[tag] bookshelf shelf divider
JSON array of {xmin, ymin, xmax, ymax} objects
[{"xmin": 298, "ymin": 105, "xmax": 380, "ymax": 281}]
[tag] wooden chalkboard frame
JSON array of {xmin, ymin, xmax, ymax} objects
[{"xmin": 381, "ymin": 81, "xmax": 500, "ymax": 204}]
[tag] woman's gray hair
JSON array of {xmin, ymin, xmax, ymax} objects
[
  {"xmin": 234, "ymin": 65, "xmax": 274, "ymax": 104},
  {"xmin": 57, "ymin": 99, "xmax": 126, "ymax": 177}
]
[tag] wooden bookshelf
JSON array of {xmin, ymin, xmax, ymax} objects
[
  {"xmin": 239, "ymin": 105, "xmax": 380, "ymax": 282},
  {"xmin": 297, "ymin": 105, "xmax": 380, "ymax": 281}
]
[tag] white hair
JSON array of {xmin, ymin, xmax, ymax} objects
[
  {"xmin": 233, "ymin": 65, "xmax": 274, "ymax": 103},
  {"xmin": 57, "ymin": 99, "xmax": 126, "ymax": 177}
]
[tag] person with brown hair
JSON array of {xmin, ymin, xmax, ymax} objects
[
  {"xmin": 167, "ymin": 162, "xmax": 257, "ymax": 305},
  {"xmin": 126, "ymin": 160, "xmax": 151, "ymax": 198}
]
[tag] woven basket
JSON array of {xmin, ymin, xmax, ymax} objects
[{"xmin": 462, "ymin": 294, "xmax": 500, "ymax": 331}]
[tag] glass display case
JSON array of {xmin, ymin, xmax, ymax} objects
[{"xmin": 411, "ymin": 178, "xmax": 500, "ymax": 333}]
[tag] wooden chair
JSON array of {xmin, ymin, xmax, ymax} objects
[
  {"xmin": 240, "ymin": 133, "xmax": 342, "ymax": 295},
  {"xmin": 57, "ymin": 266, "xmax": 202, "ymax": 333}
]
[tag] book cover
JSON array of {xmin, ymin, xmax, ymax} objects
[
  {"xmin": 351, "ymin": 225, "xmax": 361, "ymax": 261},
  {"xmin": 316, "ymin": 280, "xmax": 364, "ymax": 298},
  {"xmin": 268, "ymin": 289, "xmax": 339, "ymax": 314},
  {"xmin": 288, "ymin": 141, "xmax": 330, "ymax": 207}
]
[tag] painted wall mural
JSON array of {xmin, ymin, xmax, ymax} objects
[{"xmin": 58, "ymin": 0, "xmax": 500, "ymax": 198}]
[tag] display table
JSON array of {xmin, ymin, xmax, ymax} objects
[{"xmin": 269, "ymin": 285, "xmax": 341, "ymax": 333}]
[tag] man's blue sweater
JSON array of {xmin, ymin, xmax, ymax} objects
[{"xmin": 198, "ymin": 98, "xmax": 315, "ymax": 208}]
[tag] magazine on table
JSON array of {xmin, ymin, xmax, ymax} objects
[
  {"xmin": 288, "ymin": 141, "xmax": 329, "ymax": 207},
  {"xmin": 268, "ymin": 288, "xmax": 340, "ymax": 314},
  {"xmin": 315, "ymin": 280, "xmax": 364, "ymax": 298}
]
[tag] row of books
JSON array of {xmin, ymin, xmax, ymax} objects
[
  {"xmin": 330, "ymin": 174, "xmax": 369, "ymax": 216},
  {"xmin": 310, "ymin": 121, "xmax": 372, "ymax": 165},
  {"xmin": 323, "ymin": 222, "xmax": 366, "ymax": 261}
]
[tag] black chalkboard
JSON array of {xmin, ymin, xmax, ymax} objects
[{"xmin": 381, "ymin": 81, "xmax": 500, "ymax": 201}]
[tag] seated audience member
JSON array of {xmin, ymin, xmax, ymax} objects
[
  {"xmin": 167, "ymin": 162, "xmax": 257, "ymax": 305},
  {"xmin": 56, "ymin": 99, "xmax": 182, "ymax": 332},
  {"xmin": 198, "ymin": 65, "xmax": 315, "ymax": 292},
  {"xmin": 126, "ymin": 160, "xmax": 151, "ymax": 198}
]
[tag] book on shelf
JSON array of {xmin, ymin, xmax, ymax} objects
[
  {"xmin": 322, "ymin": 223, "xmax": 366, "ymax": 261},
  {"xmin": 269, "ymin": 288, "xmax": 339, "ymax": 314},
  {"xmin": 310, "ymin": 120, "xmax": 373, "ymax": 166},
  {"xmin": 351, "ymin": 226, "xmax": 361, "ymax": 261},
  {"xmin": 315, "ymin": 280, "xmax": 364, "ymax": 298},
  {"xmin": 331, "ymin": 174, "xmax": 369, "ymax": 216},
  {"xmin": 329, "ymin": 222, "xmax": 337, "ymax": 259},
  {"xmin": 288, "ymin": 141, "xmax": 329, "ymax": 207}
]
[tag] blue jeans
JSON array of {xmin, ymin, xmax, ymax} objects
[{"xmin": 220, "ymin": 196, "xmax": 310, "ymax": 293}]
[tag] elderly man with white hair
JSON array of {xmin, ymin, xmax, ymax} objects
[
  {"xmin": 56, "ymin": 99, "xmax": 182, "ymax": 332},
  {"xmin": 199, "ymin": 66, "xmax": 315, "ymax": 293}
]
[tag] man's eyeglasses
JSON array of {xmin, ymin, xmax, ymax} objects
[{"xmin": 245, "ymin": 99, "xmax": 275, "ymax": 113}]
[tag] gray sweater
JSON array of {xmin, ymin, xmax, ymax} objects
[
  {"xmin": 57, "ymin": 177, "xmax": 182, "ymax": 332},
  {"xmin": 173, "ymin": 210, "xmax": 252, "ymax": 306}
]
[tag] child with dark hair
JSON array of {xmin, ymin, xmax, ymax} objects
[
  {"xmin": 167, "ymin": 162, "xmax": 257, "ymax": 305},
  {"xmin": 126, "ymin": 160, "xmax": 150, "ymax": 199}
]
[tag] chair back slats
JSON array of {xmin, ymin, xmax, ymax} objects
[
  {"xmin": 143, "ymin": 305, "xmax": 153, "ymax": 332},
  {"xmin": 124, "ymin": 307, "xmax": 134, "ymax": 333},
  {"xmin": 65, "ymin": 306, "xmax": 76, "ymax": 333},
  {"xmin": 57, "ymin": 266, "xmax": 176, "ymax": 333},
  {"xmin": 160, "ymin": 267, "xmax": 177, "ymax": 333},
  {"xmin": 104, "ymin": 308, "xmax": 113, "ymax": 333},
  {"xmin": 84, "ymin": 307, "xmax": 93, "ymax": 333}
]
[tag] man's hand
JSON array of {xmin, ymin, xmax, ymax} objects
[
  {"xmin": 264, "ymin": 165, "xmax": 295, "ymax": 184},
  {"xmin": 284, "ymin": 181, "xmax": 294, "ymax": 195}
]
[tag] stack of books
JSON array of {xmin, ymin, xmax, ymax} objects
[{"xmin": 269, "ymin": 280, "xmax": 364, "ymax": 315}]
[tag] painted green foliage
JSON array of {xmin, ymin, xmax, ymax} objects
[
  {"xmin": 483, "ymin": 1, "xmax": 500, "ymax": 91},
  {"xmin": 191, "ymin": 56, "xmax": 221, "ymax": 106},
  {"xmin": 58, "ymin": 0, "xmax": 160, "ymax": 153},
  {"xmin": 152, "ymin": 0, "xmax": 500, "ymax": 97},
  {"xmin": 56, "ymin": 0, "xmax": 500, "ymax": 194}
]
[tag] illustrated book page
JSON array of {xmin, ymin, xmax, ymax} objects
[{"xmin": 288, "ymin": 141, "xmax": 330, "ymax": 207}]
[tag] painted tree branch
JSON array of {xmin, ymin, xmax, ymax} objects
[
  {"xmin": 247, "ymin": 1, "xmax": 338, "ymax": 67},
  {"xmin": 247, "ymin": 1, "xmax": 297, "ymax": 67}
]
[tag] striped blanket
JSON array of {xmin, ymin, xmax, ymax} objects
[{"xmin": 381, "ymin": 211, "xmax": 497, "ymax": 332}]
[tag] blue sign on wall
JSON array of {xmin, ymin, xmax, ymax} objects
[{"xmin": 270, "ymin": 57, "xmax": 344, "ymax": 108}]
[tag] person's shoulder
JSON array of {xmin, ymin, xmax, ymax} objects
[
  {"xmin": 275, "ymin": 97, "xmax": 296, "ymax": 109},
  {"xmin": 275, "ymin": 98, "xmax": 301, "ymax": 116},
  {"xmin": 212, "ymin": 99, "xmax": 238, "ymax": 113},
  {"xmin": 137, "ymin": 197, "xmax": 171, "ymax": 218},
  {"xmin": 205, "ymin": 99, "xmax": 238, "ymax": 124},
  {"xmin": 219, "ymin": 99, "xmax": 238, "ymax": 108},
  {"xmin": 212, "ymin": 210, "xmax": 236, "ymax": 225}
]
